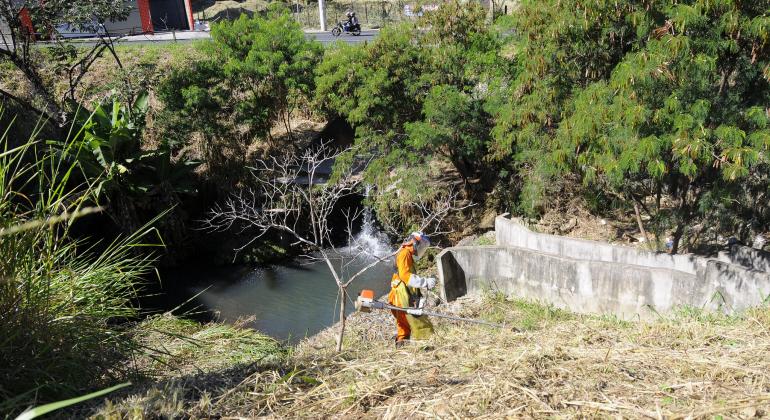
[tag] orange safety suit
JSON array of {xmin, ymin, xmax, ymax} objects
[{"xmin": 388, "ymin": 243, "xmax": 434, "ymax": 342}]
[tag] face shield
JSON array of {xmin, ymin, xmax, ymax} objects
[{"xmin": 409, "ymin": 232, "xmax": 431, "ymax": 260}]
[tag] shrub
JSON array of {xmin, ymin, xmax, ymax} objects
[{"xmin": 156, "ymin": 4, "xmax": 323, "ymax": 181}]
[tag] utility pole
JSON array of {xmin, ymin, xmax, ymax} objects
[{"xmin": 318, "ymin": 0, "xmax": 327, "ymax": 31}]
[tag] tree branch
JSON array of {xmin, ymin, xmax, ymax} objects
[
  {"xmin": 202, "ymin": 143, "xmax": 470, "ymax": 351},
  {"xmin": 0, "ymin": 86, "xmax": 50, "ymax": 120}
]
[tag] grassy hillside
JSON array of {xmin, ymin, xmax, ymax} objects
[
  {"xmin": 93, "ymin": 294, "xmax": 770, "ymax": 418},
  {"xmin": 193, "ymin": 0, "xmax": 269, "ymax": 21},
  {"xmin": 0, "ymin": 42, "xmax": 202, "ymax": 121}
]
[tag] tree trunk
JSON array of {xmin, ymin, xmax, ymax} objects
[
  {"xmin": 335, "ymin": 286, "xmax": 347, "ymax": 352},
  {"xmin": 12, "ymin": 56, "xmax": 65, "ymax": 125},
  {"xmin": 670, "ymin": 181, "xmax": 692, "ymax": 255},
  {"xmin": 633, "ymin": 202, "xmax": 651, "ymax": 249},
  {"xmin": 448, "ymin": 150, "xmax": 472, "ymax": 181},
  {"xmin": 671, "ymin": 223, "xmax": 685, "ymax": 255},
  {"xmin": 283, "ymin": 108, "xmax": 293, "ymax": 142}
]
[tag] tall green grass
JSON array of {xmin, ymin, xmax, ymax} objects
[{"xmin": 0, "ymin": 113, "xmax": 161, "ymax": 417}]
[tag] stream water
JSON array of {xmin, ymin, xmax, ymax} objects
[{"xmin": 162, "ymin": 208, "xmax": 394, "ymax": 343}]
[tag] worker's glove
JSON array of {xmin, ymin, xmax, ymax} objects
[
  {"xmin": 406, "ymin": 308, "xmax": 424, "ymax": 316},
  {"xmin": 408, "ymin": 274, "xmax": 436, "ymax": 289}
]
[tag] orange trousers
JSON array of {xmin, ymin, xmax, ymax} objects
[{"xmin": 391, "ymin": 309, "xmax": 410, "ymax": 341}]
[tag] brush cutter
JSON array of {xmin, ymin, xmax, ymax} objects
[{"xmin": 355, "ymin": 289, "xmax": 506, "ymax": 328}]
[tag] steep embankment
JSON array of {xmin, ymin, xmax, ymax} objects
[{"xmin": 93, "ymin": 293, "xmax": 770, "ymax": 418}]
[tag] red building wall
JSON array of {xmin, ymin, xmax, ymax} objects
[
  {"xmin": 137, "ymin": 0, "xmax": 194, "ymax": 33},
  {"xmin": 186, "ymin": 0, "xmax": 194, "ymax": 30},
  {"xmin": 18, "ymin": 7, "xmax": 35, "ymax": 40},
  {"xmin": 137, "ymin": 0, "xmax": 153, "ymax": 33}
]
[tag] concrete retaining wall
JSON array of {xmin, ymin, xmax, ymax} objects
[
  {"xmin": 495, "ymin": 215, "xmax": 705, "ymax": 275},
  {"xmin": 719, "ymin": 245, "xmax": 770, "ymax": 273},
  {"xmin": 437, "ymin": 215, "xmax": 770, "ymax": 318}
]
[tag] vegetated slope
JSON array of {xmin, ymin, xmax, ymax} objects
[
  {"xmin": 83, "ymin": 314, "xmax": 286, "ymax": 419},
  {"xmin": 192, "ymin": 0, "xmax": 268, "ymax": 21},
  {"xmin": 95, "ymin": 295, "xmax": 770, "ymax": 418}
]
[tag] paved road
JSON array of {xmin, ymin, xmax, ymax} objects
[
  {"xmin": 307, "ymin": 30, "xmax": 378, "ymax": 44},
  {"xmin": 22, "ymin": 29, "xmax": 379, "ymax": 48}
]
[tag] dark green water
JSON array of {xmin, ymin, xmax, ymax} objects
[
  {"xmin": 163, "ymin": 210, "xmax": 394, "ymax": 343},
  {"xmin": 183, "ymin": 254, "xmax": 392, "ymax": 343}
]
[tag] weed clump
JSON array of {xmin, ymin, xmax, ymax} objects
[
  {"xmin": 0, "ymin": 127, "xmax": 159, "ymax": 416},
  {"xmin": 133, "ymin": 314, "xmax": 287, "ymax": 377}
]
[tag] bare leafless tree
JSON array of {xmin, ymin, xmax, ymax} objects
[{"xmin": 203, "ymin": 145, "xmax": 471, "ymax": 351}]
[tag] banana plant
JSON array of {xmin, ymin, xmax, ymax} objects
[
  {"xmin": 80, "ymin": 92, "xmax": 146, "ymax": 190},
  {"xmin": 54, "ymin": 92, "xmax": 200, "ymax": 199},
  {"xmin": 49, "ymin": 92, "xmax": 200, "ymax": 233}
]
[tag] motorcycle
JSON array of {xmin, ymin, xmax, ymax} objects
[{"xmin": 331, "ymin": 21, "xmax": 361, "ymax": 37}]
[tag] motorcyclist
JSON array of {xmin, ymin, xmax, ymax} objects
[{"xmin": 343, "ymin": 11, "xmax": 359, "ymax": 31}]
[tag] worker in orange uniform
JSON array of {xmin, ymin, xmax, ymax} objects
[{"xmin": 389, "ymin": 232, "xmax": 436, "ymax": 347}]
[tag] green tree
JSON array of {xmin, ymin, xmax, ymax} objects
[
  {"xmin": 157, "ymin": 5, "xmax": 322, "ymax": 176},
  {"xmin": 315, "ymin": 1, "xmax": 509, "ymax": 234},
  {"xmin": 407, "ymin": 1, "xmax": 509, "ymax": 180},
  {"xmin": 316, "ymin": 0, "xmax": 507, "ymax": 182},
  {"xmin": 488, "ymin": 0, "xmax": 643, "ymax": 196},
  {"xmin": 496, "ymin": 0, "xmax": 770, "ymax": 252},
  {"xmin": 551, "ymin": 1, "xmax": 770, "ymax": 252},
  {"xmin": 405, "ymin": 85, "xmax": 491, "ymax": 179},
  {"xmin": 419, "ymin": 0, "xmax": 506, "ymax": 89},
  {"xmin": 157, "ymin": 59, "xmax": 236, "ymax": 171},
  {"xmin": 315, "ymin": 24, "xmax": 425, "ymax": 155},
  {"xmin": 212, "ymin": 5, "xmax": 321, "ymax": 141}
]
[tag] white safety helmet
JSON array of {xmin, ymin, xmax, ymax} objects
[{"xmin": 408, "ymin": 231, "xmax": 431, "ymax": 260}]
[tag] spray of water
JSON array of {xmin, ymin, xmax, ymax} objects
[{"xmin": 345, "ymin": 185, "xmax": 392, "ymax": 259}]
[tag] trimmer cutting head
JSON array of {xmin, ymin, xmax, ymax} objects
[{"xmin": 355, "ymin": 289, "xmax": 376, "ymax": 312}]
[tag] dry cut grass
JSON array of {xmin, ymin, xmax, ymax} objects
[{"xmin": 92, "ymin": 295, "xmax": 770, "ymax": 419}]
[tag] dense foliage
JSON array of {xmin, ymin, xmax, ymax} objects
[
  {"xmin": 316, "ymin": 2, "xmax": 507, "ymax": 183},
  {"xmin": 314, "ymin": 0, "xmax": 770, "ymax": 251},
  {"xmin": 157, "ymin": 5, "xmax": 322, "ymax": 179},
  {"xmin": 494, "ymin": 0, "xmax": 770, "ymax": 251}
]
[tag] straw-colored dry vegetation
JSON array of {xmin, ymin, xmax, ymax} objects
[
  {"xmin": 92, "ymin": 294, "xmax": 770, "ymax": 419},
  {"xmin": 0, "ymin": 43, "xmax": 199, "ymax": 105}
]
